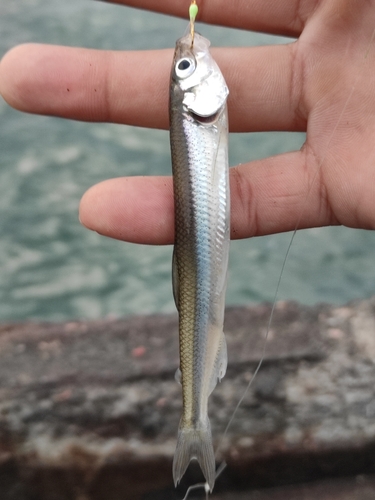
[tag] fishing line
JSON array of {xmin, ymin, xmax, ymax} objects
[
  {"xmin": 181, "ymin": 463, "xmax": 227, "ymax": 500},
  {"xmin": 182, "ymin": 14, "xmax": 375, "ymax": 500}
]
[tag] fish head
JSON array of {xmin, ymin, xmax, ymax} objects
[{"xmin": 171, "ymin": 33, "xmax": 229, "ymax": 119}]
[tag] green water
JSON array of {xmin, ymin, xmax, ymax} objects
[{"xmin": 1, "ymin": 1, "xmax": 375, "ymax": 322}]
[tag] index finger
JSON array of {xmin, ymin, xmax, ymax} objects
[
  {"xmin": 103, "ymin": 0, "xmax": 318, "ymax": 36},
  {"xmin": 0, "ymin": 43, "xmax": 301, "ymax": 133}
]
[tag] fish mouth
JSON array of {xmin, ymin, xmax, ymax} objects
[{"xmin": 190, "ymin": 110, "xmax": 221, "ymax": 125}]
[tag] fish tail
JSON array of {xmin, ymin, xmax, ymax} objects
[{"xmin": 173, "ymin": 418, "xmax": 215, "ymax": 491}]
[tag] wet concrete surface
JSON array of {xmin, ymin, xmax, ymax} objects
[{"xmin": 0, "ymin": 297, "xmax": 375, "ymax": 499}]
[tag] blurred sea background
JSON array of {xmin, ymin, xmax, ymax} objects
[{"xmin": 1, "ymin": 0, "xmax": 375, "ymax": 322}]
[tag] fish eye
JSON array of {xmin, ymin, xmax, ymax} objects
[
  {"xmin": 175, "ymin": 58, "xmax": 195, "ymax": 79},
  {"xmin": 178, "ymin": 59, "xmax": 190, "ymax": 70}
]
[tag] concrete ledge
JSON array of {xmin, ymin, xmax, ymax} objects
[{"xmin": 1, "ymin": 297, "xmax": 375, "ymax": 499}]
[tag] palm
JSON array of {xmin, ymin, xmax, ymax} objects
[
  {"xmin": 300, "ymin": 3, "xmax": 375, "ymax": 231},
  {"xmin": 1, "ymin": 0, "xmax": 375, "ymax": 243}
]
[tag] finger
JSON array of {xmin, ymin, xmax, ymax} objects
[
  {"xmin": 0, "ymin": 43, "xmax": 304, "ymax": 133},
  {"xmin": 0, "ymin": 44, "xmax": 172, "ymax": 129},
  {"xmin": 98, "ymin": 0, "xmax": 317, "ymax": 37},
  {"xmin": 80, "ymin": 176, "xmax": 175, "ymax": 245},
  {"xmin": 79, "ymin": 150, "xmax": 336, "ymax": 245}
]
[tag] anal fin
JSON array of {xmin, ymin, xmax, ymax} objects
[{"xmin": 208, "ymin": 332, "xmax": 227, "ymax": 395}]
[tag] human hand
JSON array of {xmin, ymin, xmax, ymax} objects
[{"xmin": 1, "ymin": 0, "xmax": 375, "ymax": 245}]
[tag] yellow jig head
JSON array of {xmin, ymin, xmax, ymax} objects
[{"xmin": 189, "ymin": 0, "xmax": 198, "ymax": 47}]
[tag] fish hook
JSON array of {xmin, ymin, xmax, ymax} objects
[{"xmin": 189, "ymin": 0, "xmax": 198, "ymax": 47}]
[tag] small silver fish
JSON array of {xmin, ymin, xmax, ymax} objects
[{"xmin": 169, "ymin": 32, "xmax": 230, "ymax": 491}]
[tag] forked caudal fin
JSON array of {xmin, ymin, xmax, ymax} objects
[{"xmin": 173, "ymin": 419, "xmax": 215, "ymax": 492}]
